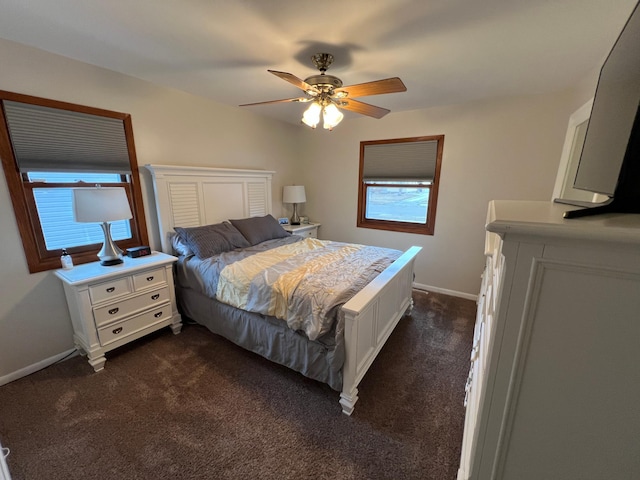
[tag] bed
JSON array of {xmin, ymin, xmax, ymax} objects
[{"xmin": 145, "ymin": 164, "xmax": 421, "ymax": 415}]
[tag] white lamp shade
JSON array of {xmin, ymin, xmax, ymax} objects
[
  {"xmin": 73, "ymin": 187, "xmax": 133, "ymax": 223},
  {"xmin": 323, "ymin": 103, "xmax": 344, "ymax": 130},
  {"xmin": 301, "ymin": 102, "xmax": 321, "ymax": 128},
  {"xmin": 283, "ymin": 185, "xmax": 306, "ymax": 204}
]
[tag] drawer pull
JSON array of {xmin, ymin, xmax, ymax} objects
[
  {"xmin": 154, "ymin": 311, "xmax": 163, "ymax": 318},
  {"xmin": 146, "ymin": 276, "xmax": 154, "ymax": 282},
  {"xmin": 112, "ymin": 327, "xmax": 123, "ymax": 335},
  {"xmin": 151, "ymin": 294, "xmax": 160, "ymax": 300},
  {"xmin": 108, "ymin": 308, "xmax": 119, "ymax": 315},
  {"xmin": 106, "ymin": 287, "xmax": 116, "ymax": 293}
]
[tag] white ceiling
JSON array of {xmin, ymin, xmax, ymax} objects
[{"xmin": 0, "ymin": 0, "xmax": 637, "ymax": 124}]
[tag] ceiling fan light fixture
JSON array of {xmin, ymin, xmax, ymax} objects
[
  {"xmin": 323, "ymin": 103, "xmax": 344, "ymax": 130},
  {"xmin": 302, "ymin": 102, "xmax": 322, "ymax": 128},
  {"xmin": 240, "ymin": 53, "xmax": 405, "ymax": 125}
]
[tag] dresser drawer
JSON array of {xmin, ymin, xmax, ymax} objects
[
  {"xmin": 133, "ymin": 267, "xmax": 166, "ymax": 291},
  {"xmin": 93, "ymin": 286, "xmax": 171, "ymax": 327},
  {"xmin": 97, "ymin": 303, "xmax": 171, "ymax": 346},
  {"xmin": 89, "ymin": 277, "xmax": 132, "ymax": 304}
]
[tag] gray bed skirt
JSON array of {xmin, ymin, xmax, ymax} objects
[{"xmin": 176, "ymin": 286, "xmax": 344, "ymax": 391}]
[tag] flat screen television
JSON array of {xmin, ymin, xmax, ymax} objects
[{"xmin": 563, "ymin": 0, "xmax": 640, "ymax": 219}]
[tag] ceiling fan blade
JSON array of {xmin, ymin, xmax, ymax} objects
[
  {"xmin": 335, "ymin": 77, "xmax": 406, "ymax": 98},
  {"xmin": 338, "ymin": 99, "xmax": 390, "ymax": 119},
  {"xmin": 268, "ymin": 70, "xmax": 318, "ymax": 93},
  {"xmin": 239, "ymin": 97, "xmax": 309, "ymax": 107}
]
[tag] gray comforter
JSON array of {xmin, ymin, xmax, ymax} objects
[{"xmin": 177, "ymin": 236, "xmax": 402, "ymax": 340}]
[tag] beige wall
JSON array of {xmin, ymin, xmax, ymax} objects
[
  {"xmin": 0, "ymin": 37, "xmax": 596, "ymax": 381},
  {"xmin": 0, "ymin": 39, "xmax": 301, "ymax": 381},
  {"xmin": 299, "ymin": 89, "xmax": 593, "ymax": 296}
]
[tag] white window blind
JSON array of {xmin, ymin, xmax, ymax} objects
[
  {"xmin": 4, "ymin": 101, "xmax": 131, "ymax": 173},
  {"xmin": 363, "ymin": 140, "xmax": 438, "ymax": 182}
]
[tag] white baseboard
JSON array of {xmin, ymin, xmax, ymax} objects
[
  {"xmin": 414, "ymin": 282, "xmax": 478, "ymax": 301},
  {"xmin": 0, "ymin": 348, "xmax": 78, "ymax": 387}
]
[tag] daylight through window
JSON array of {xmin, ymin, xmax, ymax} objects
[
  {"xmin": 27, "ymin": 172, "xmax": 133, "ymax": 250},
  {"xmin": 358, "ymin": 136, "xmax": 443, "ymax": 235}
]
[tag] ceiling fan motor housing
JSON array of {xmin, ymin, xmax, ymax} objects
[{"xmin": 304, "ymin": 74, "xmax": 343, "ymax": 90}]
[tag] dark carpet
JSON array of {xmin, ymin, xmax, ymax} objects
[{"xmin": 0, "ymin": 290, "xmax": 475, "ymax": 480}]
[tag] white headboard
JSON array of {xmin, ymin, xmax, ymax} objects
[{"xmin": 145, "ymin": 164, "xmax": 275, "ymax": 253}]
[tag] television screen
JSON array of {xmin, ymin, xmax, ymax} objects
[{"xmin": 570, "ymin": 1, "xmax": 640, "ymax": 209}]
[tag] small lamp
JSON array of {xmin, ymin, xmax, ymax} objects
[
  {"xmin": 283, "ymin": 185, "xmax": 306, "ymax": 225},
  {"xmin": 73, "ymin": 187, "xmax": 133, "ymax": 266}
]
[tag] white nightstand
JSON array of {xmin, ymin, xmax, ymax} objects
[
  {"xmin": 283, "ymin": 223, "xmax": 320, "ymax": 239},
  {"xmin": 55, "ymin": 251, "xmax": 182, "ymax": 372}
]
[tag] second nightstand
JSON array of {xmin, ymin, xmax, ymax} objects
[{"xmin": 283, "ymin": 223, "xmax": 320, "ymax": 239}]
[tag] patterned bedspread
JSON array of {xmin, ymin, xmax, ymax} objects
[{"xmin": 212, "ymin": 238, "xmax": 401, "ymax": 340}]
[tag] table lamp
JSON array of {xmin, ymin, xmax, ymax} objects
[
  {"xmin": 283, "ymin": 185, "xmax": 306, "ymax": 225},
  {"xmin": 73, "ymin": 186, "xmax": 133, "ymax": 265}
]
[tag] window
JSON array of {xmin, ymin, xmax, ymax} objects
[
  {"xmin": 357, "ymin": 135, "xmax": 444, "ymax": 235},
  {"xmin": 0, "ymin": 91, "xmax": 149, "ymax": 273},
  {"xmin": 27, "ymin": 172, "xmax": 133, "ymax": 249}
]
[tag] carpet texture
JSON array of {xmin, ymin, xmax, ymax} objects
[{"xmin": 0, "ymin": 290, "xmax": 475, "ymax": 480}]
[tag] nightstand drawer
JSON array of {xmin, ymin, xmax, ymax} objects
[
  {"xmin": 89, "ymin": 277, "xmax": 132, "ymax": 304},
  {"xmin": 97, "ymin": 303, "xmax": 171, "ymax": 346},
  {"xmin": 132, "ymin": 267, "xmax": 166, "ymax": 291},
  {"xmin": 297, "ymin": 229, "xmax": 316, "ymax": 239},
  {"xmin": 93, "ymin": 286, "xmax": 171, "ymax": 327},
  {"xmin": 283, "ymin": 223, "xmax": 320, "ymax": 239}
]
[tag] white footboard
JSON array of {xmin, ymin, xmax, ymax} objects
[{"xmin": 339, "ymin": 246, "xmax": 422, "ymax": 415}]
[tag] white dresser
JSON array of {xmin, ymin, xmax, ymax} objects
[
  {"xmin": 0, "ymin": 440, "xmax": 10, "ymax": 480},
  {"xmin": 55, "ymin": 252, "xmax": 182, "ymax": 372},
  {"xmin": 458, "ymin": 200, "xmax": 640, "ymax": 480}
]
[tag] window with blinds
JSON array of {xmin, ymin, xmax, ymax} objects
[
  {"xmin": 357, "ymin": 135, "xmax": 444, "ymax": 235},
  {"xmin": 0, "ymin": 90, "xmax": 148, "ymax": 273}
]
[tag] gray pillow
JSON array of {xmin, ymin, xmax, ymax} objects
[
  {"xmin": 174, "ymin": 222, "xmax": 250, "ymax": 258},
  {"xmin": 229, "ymin": 214, "xmax": 290, "ymax": 246}
]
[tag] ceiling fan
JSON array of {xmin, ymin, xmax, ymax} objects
[{"xmin": 239, "ymin": 53, "xmax": 407, "ymax": 129}]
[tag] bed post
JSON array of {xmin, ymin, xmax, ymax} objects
[
  {"xmin": 339, "ymin": 246, "xmax": 422, "ymax": 415},
  {"xmin": 340, "ymin": 310, "xmax": 360, "ymax": 415}
]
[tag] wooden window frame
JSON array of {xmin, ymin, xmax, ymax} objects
[
  {"xmin": 0, "ymin": 90, "xmax": 149, "ymax": 273},
  {"xmin": 357, "ymin": 135, "xmax": 444, "ymax": 235}
]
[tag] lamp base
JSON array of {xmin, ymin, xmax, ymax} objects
[
  {"xmin": 98, "ymin": 221, "xmax": 124, "ymax": 267},
  {"xmin": 100, "ymin": 258, "xmax": 124, "ymax": 266},
  {"xmin": 290, "ymin": 203, "xmax": 301, "ymax": 226}
]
